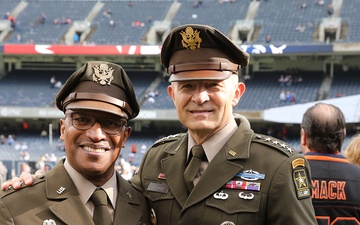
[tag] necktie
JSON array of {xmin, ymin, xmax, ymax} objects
[
  {"xmin": 91, "ymin": 188, "xmax": 112, "ymax": 225},
  {"xmin": 183, "ymin": 145, "xmax": 206, "ymax": 192}
]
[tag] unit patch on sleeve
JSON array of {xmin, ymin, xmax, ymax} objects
[{"xmin": 293, "ymin": 168, "xmax": 311, "ymax": 199}]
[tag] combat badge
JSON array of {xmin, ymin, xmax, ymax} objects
[{"xmin": 292, "ymin": 159, "xmax": 311, "ymax": 199}]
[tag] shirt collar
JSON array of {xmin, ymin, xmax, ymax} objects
[
  {"xmin": 188, "ymin": 118, "xmax": 238, "ymax": 162},
  {"xmin": 64, "ymin": 159, "xmax": 118, "ymax": 209}
]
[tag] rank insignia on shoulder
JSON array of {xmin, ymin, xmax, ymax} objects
[
  {"xmin": 152, "ymin": 133, "xmax": 184, "ymax": 146},
  {"xmin": 293, "ymin": 168, "xmax": 311, "ymax": 199}
]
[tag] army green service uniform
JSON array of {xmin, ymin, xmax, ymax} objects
[
  {"xmin": 0, "ymin": 159, "xmax": 151, "ymax": 225},
  {"xmin": 132, "ymin": 117, "xmax": 317, "ymax": 225}
]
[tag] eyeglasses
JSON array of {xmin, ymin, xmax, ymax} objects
[{"xmin": 65, "ymin": 112, "xmax": 128, "ymax": 135}]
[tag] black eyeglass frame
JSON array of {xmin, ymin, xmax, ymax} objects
[{"xmin": 64, "ymin": 112, "xmax": 128, "ymax": 135}]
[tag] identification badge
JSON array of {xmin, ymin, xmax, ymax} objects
[{"xmin": 147, "ymin": 182, "xmax": 169, "ymax": 194}]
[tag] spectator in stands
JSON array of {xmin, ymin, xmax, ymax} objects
[
  {"xmin": 48, "ymin": 153, "xmax": 58, "ymax": 162},
  {"xmin": 290, "ymin": 91, "xmax": 296, "ymax": 103},
  {"xmin": 6, "ymin": 135, "xmax": 14, "ymax": 146},
  {"xmin": 109, "ymin": 19, "xmax": 115, "ymax": 27},
  {"xmin": 54, "ymin": 80, "xmax": 62, "ymax": 88},
  {"xmin": 344, "ymin": 134, "xmax": 360, "ymax": 166},
  {"xmin": 265, "ymin": 34, "xmax": 271, "ymax": 43},
  {"xmin": 20, "ymin": 142, "xmax": 28, "ymax": 151},
  {"xmin": 301, "ymin": 102, "xmax": 360, "ymax": 224},
  {"xmin": 40, "ymin": 129, "xmax": 48, "ymax": 137},
  {"xmin": 36, "ymin": 12, "xmax": 46, "ymax": 25},
  {"xmin": 56, "ymin": 138, "xmax": 65, "ymax": 151},
  {"xmin": 279, "ymin": 90, "xmax": 286, "ymax": 103},
  {"xmin": 140, "ymin": 142, "xmax": 147, "ymax": 154},
  {"xmin": 315, "ymin": 0, "xmax": 325, "ymax": 6},
  {"xmin": 102, "ymin": 9, "xmax": 112, "ymax": 18},
  {"xmin": 18, "ymin": 151, "xmax": 30, "ymax": 161},
  {"xmin": 130, "ymin": 143, "xmax": 138, "ymax": 154},
  {"xmin": 130, "ymin": 24, "xmax": 316, "ymax": 225},
  {"xmin": 327, "ymin": 3, "xmax": 334, "ymax": 16},
  {"xmin": 0, "ymin": 135, "xmax": 6, "ymax": 145},
  {"xmin": 295, "ymin": 24, "xmax": 306, "ymax": 32},
  {"xmin": 6, "ymin": 13, "xmax": 16, "ymax": 30},
  {"xmin": 35, "ymin": 155, "xmax": 46, "ymax": 170},
  {"xmin": 50, "ymin": 76, "xmax": 56, "ymax": 88},
  {"xmin": 73, "ymin": 33, "xmax": 80, "ymax": 44},
  {"xmin": 0, "ymin": 61, "xmax": 151, "ymax": 225}
]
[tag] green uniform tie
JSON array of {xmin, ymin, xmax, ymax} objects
[
  {"xmin": 183, "ymin": 145, "xmax": 206, "ymax": 192},
  {"xmin": 91, "ymin": 188, "xmax": 112, "ymax": 225}
]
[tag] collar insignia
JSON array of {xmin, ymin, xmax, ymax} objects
[
  {"xmin": 180, "ymin": 27, "xmax": 202, "ymax": 50},
  {"xmin": 92, "ymin": 63, "xmax": 114, "ymax": 86}
]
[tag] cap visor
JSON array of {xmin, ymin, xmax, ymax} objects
[
  {"xmin": 169, "ymin": 70, "xmax": 233, "ymax": 82},
  {"xmin": 66, "ymin": 101, "xmax": 127, "ymax": 117}
]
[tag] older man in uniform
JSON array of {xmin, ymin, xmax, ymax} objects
[
  {"xmin": 131, "ymin": 24, "xmax": 317, "ymax": 225},
  {"xmin": 0, "ymin": 61, "xmax": 151, "ymax": 225}
]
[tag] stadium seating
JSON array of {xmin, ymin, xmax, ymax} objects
[
  {"xmin": 340, "ymin": 0, "xmax": 360, "ymax": 42},
  {"xmin": 172, "ymin": 0, "xmax": 249, "ymax": 35},
  {"xmin": 89, "ymin": 1, "xmax": 173, "ymax": 45},
  {"xmin": 5, "ymin": 1, "xmax": 95, "ymax": 44},
  {"xmin": 235, "ymin": 71, "xmax": 323, "ymax": 110}
]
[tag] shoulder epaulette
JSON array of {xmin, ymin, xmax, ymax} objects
[
  {"xmin": 0, "ymin": 175, "xmax": 46, "ymax": 198},
  {"xmin": 152, "ymin": 133, "xmax": 185, "ymax": 148},
  {"xmin": 251, "ymin": 133, "xmax": 299, "ymax": 157}
]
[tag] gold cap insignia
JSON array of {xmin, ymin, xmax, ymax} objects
[
  {"xmin": 180, "ymin": 27, "xmax": 202, "ymax": 50},
  {"xmin": 92, "ymin": 63, "xmax": 115, "ymax": 86}
]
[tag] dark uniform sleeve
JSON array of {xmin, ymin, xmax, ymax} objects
[
  {"xmin": 267, "ymin": 154, "xmax": 316, "ymax": 225},
  {"xmin": 0, "ymin": 195, "xmax": 15, "ymax": 225}
]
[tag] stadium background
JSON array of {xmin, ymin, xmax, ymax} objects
[{"xmin": 0, "ymin": 0, "xmax": 359, "ymax": 179}]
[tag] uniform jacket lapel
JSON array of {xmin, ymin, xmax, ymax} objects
[
  {"xmin": 113, "ymin": 173, "xmax": 143, "ymax": 225},
  {"xmin": 46, "ymin": 160, "xmax": 94, "ymax": 225},
  {"xmin": 161, "ymin": 134, "xmax": 189, "ymax": 207},
  {"xmin": 183, "ymin": 125, "xmax": 254, "ymax": 210}
]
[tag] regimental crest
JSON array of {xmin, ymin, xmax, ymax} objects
[
  {"xmin": 180, "ymin": 27, "xmax": 202, "ymax": 50},
  {"xmin": 92, "ymin": 64, "xmax": 114, "ymax": 85}
]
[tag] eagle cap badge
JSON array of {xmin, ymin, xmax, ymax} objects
[
  {"xmin": 180, "ymin": 27, "xmax": 202, "ymax": 50},
  {"xmin": 92, "ymin": 63, "xmax": 114, "ymax": 85}
]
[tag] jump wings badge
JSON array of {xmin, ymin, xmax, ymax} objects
[
  {"xmin": 92, "ymin": 64, "xmax": 114, "ymax": 85},
  {"xmin": 180, "ymin": 27, "xmax": 202, "ymax": 50}
]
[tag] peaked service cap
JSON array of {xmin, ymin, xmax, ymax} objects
[
  {"xmin": 161, "ymin": 24, "xmax": 250, "ymax": 82},
  {"xmin": 56, "ymin": 61, "xmax": 139, "ymax": 119}
]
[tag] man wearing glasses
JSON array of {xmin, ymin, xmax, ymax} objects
[{"xmin": 0, "ymin": 61, "xmax": 151, "ymax": 225}]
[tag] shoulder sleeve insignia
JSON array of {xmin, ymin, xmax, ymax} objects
[
  {"xmin": 293, "ymin": 167, "xmax": 311, "ymax": 199},
  {"xmin": 292, "ymin": 158, "xmax": 311, "ymax": 199},
  {"xmin": 152, "ymin": 133, "xmax": 185, "ymax": 147},
  {"xmin": 292, "ymin": 158, "xmax": 305, "ymax": 169}
]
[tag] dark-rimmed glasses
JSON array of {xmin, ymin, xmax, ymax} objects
[{"xmin": 65, "ymin": 112, "xmax": 128, "ymax": 135}]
